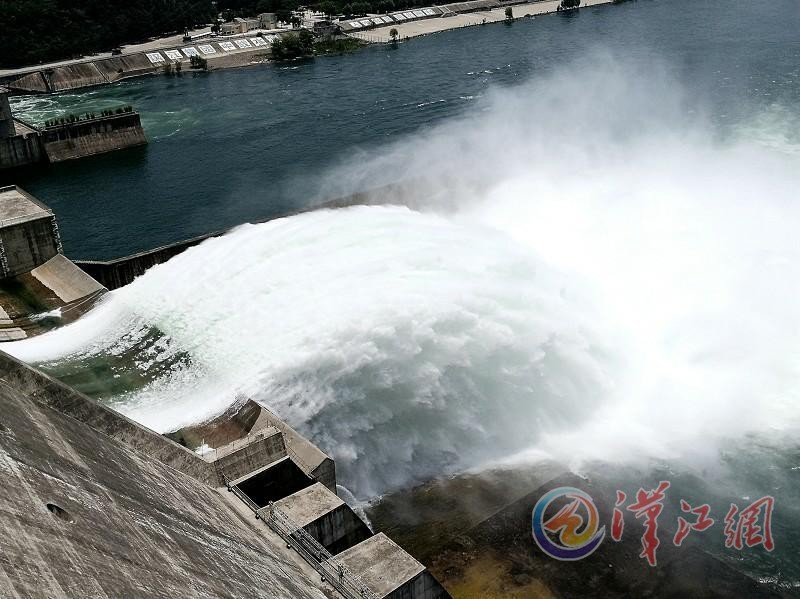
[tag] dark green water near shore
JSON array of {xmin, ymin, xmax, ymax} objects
[{"xmin": 7, "ymin": 0, "xmax": 800, "ymax": 260}]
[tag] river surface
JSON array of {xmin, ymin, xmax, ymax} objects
[
  {"xmin": 5, "ymin": 0, "xmax": 800, "ymax": 593},
  {"xmin": 8, "ymin": 0, "xmax": 800, "ymax": 259}
]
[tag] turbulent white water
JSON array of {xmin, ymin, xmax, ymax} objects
[{"xmin": 8, "ymin": 56, "xmax": 800, "ymax": 498}]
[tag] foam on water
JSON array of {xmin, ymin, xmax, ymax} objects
[{"xmin": 7, "ymin": 55, "xmax": 800, "ymax": 498}]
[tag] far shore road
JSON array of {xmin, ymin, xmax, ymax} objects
[{"xmin": 350, "ymin": 0, "xmax": 615, "ymax": 43}]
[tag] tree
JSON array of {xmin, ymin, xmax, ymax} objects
[
  {"xmin": 270, "ymin": 30, "xmax": 314, "ymax": 59},
  {"xmin": 505, "ymin": 6, "xmax": 513, "ymax": 21},
  {"xmin": 0, "ymin": 0, "xmax": 218, "ymax": 68},
  {"xmin": 560, "ymin": 0, "xmax": 580, "ymax": 8},
  {"xmin": 189, "ymin": 54, "xmax": 208, "ymax": 69},
  {"xmin": 389, "ymin": 28, "xmax": 398, "ymax": 43},
  {"xmin": 318, "ymin": 2, "xmax": 337, "ymax": 17},
  {"xmin": 290, "ymin": 14, "xmax": 303, "ymax": 28}
]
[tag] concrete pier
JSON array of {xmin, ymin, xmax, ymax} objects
[
  {"xmin": 334, "ymin": 534, "xmax": 449, "ymax": 599},
  {"xmin": 0, "ymin": 86, "xmax": 15, "ymax": 138},
  {"xmin": 274, "ymin": 483, "xmax": 373, "ymax": 555},
  {"xmin": 0, "ymin": 92, "xmax": 147, "ymax": 170},
  {"xmin": 0, "ymin": 350, "xmax": 333, "ymax": 599},
  {"xmin": 0, "ymin": 186, "xmax": 105, "ymax": 339}
]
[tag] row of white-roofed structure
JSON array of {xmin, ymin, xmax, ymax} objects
[
  {"xmin": 337, "ymin": 0, "xmax": 502, "ymax": 32},
  {"xmin": 143, "ymin": 35, "xmax": 284, "ymax": 64}
]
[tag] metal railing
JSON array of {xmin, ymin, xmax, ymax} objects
[
  {"xmin": 224, "ymin": 476, "xmax": 377, "ymax": 599},
  {"xmin": 259, "ymin": 503, "xmax": 378, "ymax": 599},
  {"xmin": 228, "ymin": 479, "xmax": 261, "ymax": 513}
]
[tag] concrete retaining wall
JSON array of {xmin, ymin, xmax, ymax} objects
[
  {"xmin": 0, "ymin": 133, "xmax": 42, "ymax": 169},
  {"xmin": 42, "ymin": 112, "xmax": 146, "ymax": 163},
  {"xmin": 211, "ymin": 429, "xmax": 287, "ymax": 484},
  {"xmin": 1, "ymin": 71, "xmax": 48, "ymax": 94},
  {"xmin": 93, "ymin": 54, "xmax": 159, "ymax": 82},
  {"xmin": 0, "ymin": 217, "xmax": 60, "ymax": 278},
  {"xmin": 305, "ymin": 503, "xmax": 373, "ymax": 555},
  {"xmin": 0, "ymin": 350, "xmax": 219, "ymax": 485},
  {"xmin": 0, "ymin": 350, "xmax": 328, "ymax": 599},
  {"xmin": 45, "ymin": 63, "xmax": 108, "ymax": 92},
  {"xmin": 76, "ymin": 231, "xmax": 217, "ymax": 289}
]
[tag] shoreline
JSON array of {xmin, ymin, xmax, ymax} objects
[
  {"xmin": 2, "ymin": 0, "xmax": 617, "ymax": 96},
  {"xmin": 350, "ymin": 0, "xmax": 615, "ymax": 43}
]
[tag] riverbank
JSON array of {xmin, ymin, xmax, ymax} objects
[
  {"xmin": 349, "ymin": 0, "xmax": 615, "ymax": 42},
  {"xmin": 2, "ymin": 0, "xmax": 616, "ymax": 95}
]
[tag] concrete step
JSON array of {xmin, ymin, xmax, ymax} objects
[
  {"xmin": 330, "ymin": 533, "xmax": 451, "ymax": 599},
  {"xmin": 273, "ymin": 482, "xmax": 373, "ymax": 556}
]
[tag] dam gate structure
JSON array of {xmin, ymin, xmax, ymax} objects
[
  {"xmin": 0, "ymin": 189, "xmax": 450, "ymax": 598},
  {"xmin": 0, "ymin": 350, "xmax": 451, "ymax": 599}
]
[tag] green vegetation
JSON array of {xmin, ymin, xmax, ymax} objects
[
  {"xmin": 389, "ymin": 27, "xmax": 399, "ymax": 43},
  {"xmin": 0, "ymin": 1, "xmax": 216, "ymax": 68},
  {"xmin": 504, "ymin": 6, "xmax": 513, "ymax": 22},
  {"xmin": 43, "ymin": 106, "xmax": 133, "ymax": 128},
  {"xmin": 270, "ymin": 30, "xmax": 315, "ymax": 59},
  {"xmin": 189, "ymin": 54, "xmax": 208, "ymax": 69},
  {"xmin": 559, "ymin": 0, "xmax": 581, "ymax": 8},
  {"xmin": 313, "ymin": 37, "xmax": 367, "ymax": 55}
]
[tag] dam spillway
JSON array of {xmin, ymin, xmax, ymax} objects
[{"xmin": 0, "ymin": 186, "xmax": 450, "ymax": 598}]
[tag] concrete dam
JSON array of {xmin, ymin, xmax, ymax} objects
[{"xmin": 0, "ymin": 186, "xmax": 450, "ymax": 598}]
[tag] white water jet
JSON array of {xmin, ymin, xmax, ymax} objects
[{"xmin": 7, "ymin": 54, "xmax": 800, "ymax": 498}]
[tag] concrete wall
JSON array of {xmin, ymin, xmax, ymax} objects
[
  {"xmin": 94, "ymin": 54, "xmax": 159, "ymax": 83},
  {"xmin": 0, "ymin": 71, "xmax": 49, "ymax": 94},
  {"xmin": 76, "ymin": 230, "xmax": 218, "ymax": 289},
  {"xmin": 0, "ymin": 133, "xmax": 43, "ymax": 169},
  {"xmin": 211, "ymin": 429, "xmax": 287, "ymax": 485},
  {"xmin": 45, "ymin": 62, "xmax": 108, "ymax": 92},
  {"xmin": 305, "ymin": 503, "xmax": 373, "ymax": 555},
  {"xmin": 0, "ymin": 351, "xmax": 330, "ymax": 599},
  {"xmin": 238, "ymin": 457, "xmax": 315, "ymax": 506},
  {"xmin": 0, "ymin": 350, "xmax": 219, "ymax": 485},
  {"xmin": 0, "ymin": 88, "xmax": 14, "ymax": 138},
  {"xmin": 42, "ymin": 112, "xmax": 147, "ymax": 163},
  {"xmin": 0, "ymin": 217, "xmax": 60, "ymax": 278},
  {"xmin": 386, "ymin": 572, "xmax": 451, "ymax": 599}
]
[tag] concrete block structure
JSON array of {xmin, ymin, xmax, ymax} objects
[
  {"xmin": 0, "ymin": 89, "xmax": 146, "ymax": 170},
  {"xmin": 41, "ymin": 111, "xmax": 146, "ymax": 163},
  {"xmin": 334, "ymin": 534, "xmax": 449, "ymax": 599},
  {"xmin": 0, "ymin": 88, "xmax": 44, "ymax": 169},
  {"xmin": 0, "ymin": 186, "xmax": 105, "ymax": 340},
  {"xmin": 0, "ymin": 86, "xmax": 15, "ymax": 138},
  {"xmin": 0, "ymin": 185, "xmax": 62, "ymax": 278},
  {"xmin": 0, "ymin": 349, "xmax": 452, "ymax": 598},
  {"xmin": 259, "ymin": 12, "xmax": 278, "ymax": 28},
  {"xmin": 274, "ymin": 483, "xmax": 373, "ymax": 555},
  {"xmin": 205, "ymin": 426, "xmax": 286, "ymax": 484},
  {"xmin": 0, "ymin": 351, "xmax": 331, "ymax": 599}
]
